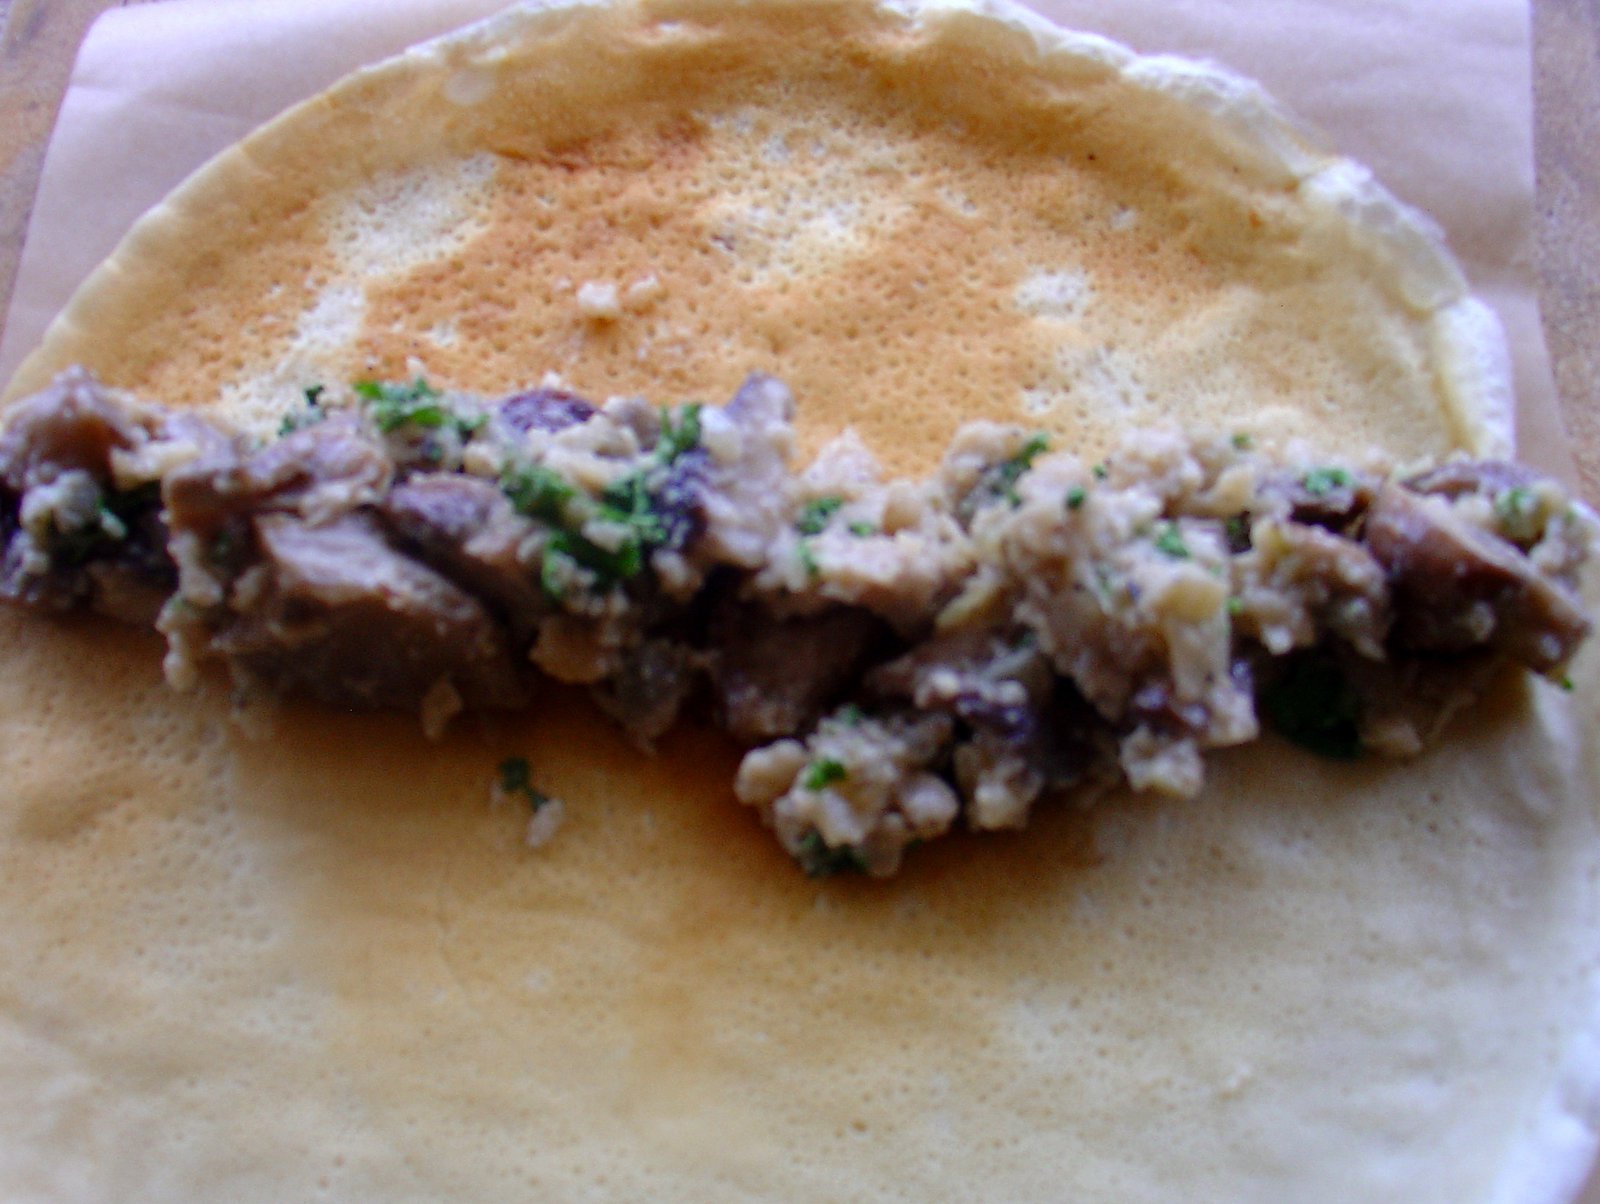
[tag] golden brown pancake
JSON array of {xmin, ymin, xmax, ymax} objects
[
  {"xmin": 1, "ymin": 2, "xmax": 1595, "ymax": 1200},
  {"xmin": 5, "ymin": 0, "xmax": 1512, "ymax": 470}
]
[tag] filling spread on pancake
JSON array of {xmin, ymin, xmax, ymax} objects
[{"xmin": 1, "ymin": 368, "xmax": 1593, "ymax": 875}]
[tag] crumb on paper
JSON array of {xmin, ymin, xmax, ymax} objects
[
  {"xmin": 524, "ymin": 797, "xmax": 566, "ymax": 848},
  {"xmin": 624, "ymin": 273, "xmax": 663, "ymax": 311},
  {"xmin": 493, "ymin": 756, "xmax": 566, "ymax": 850},
  {"xmin": 576, "ymin": 280, "xmax": 622, "ymax": 321}
]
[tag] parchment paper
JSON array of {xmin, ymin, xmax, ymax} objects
[{"xmin": 0, "ymin": 2, "xmax": 1594, "ymax": 1199}]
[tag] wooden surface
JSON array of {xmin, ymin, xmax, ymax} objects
[
  {"xmin": 1533, "ymin": 0, "xmax": 1600, "ymax": 504},
  {"xmin": 1, "ymin": 1, "xmax": 1598, "ymax": 1200}
]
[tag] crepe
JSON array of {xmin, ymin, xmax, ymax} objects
[{"xmin": 1, "ymin": 0, "xmax": 1597, "ymax": 1199}]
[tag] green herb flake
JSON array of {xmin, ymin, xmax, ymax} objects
[
  {"xmin": 539, "ymin": 548, "xmax": 572, "ymax": 603},
  {"xmin": 798, "ymin": 540, "xmax": 820, "ymax": 578},
  {"xmin": 794, "ymin": 830, "xmax": 867, "ymax": 879},
  {"xmin": 1301, "ymin": 466, "xmax": 1352, "ymax": 498},
  {"xmin": 599, "ymin": 471, "xmax": 667, "ymax": 549},
  {"xmin": 49, "ymin": 485, "xmax": 151, "ymax": 567},
  {"xmin": 797, "ymin": 496, "xmax": 845, "ymax": 536},
  {"xmin": 1231, "ymin": 432, "xmax": 1253, "ymax": 451},
  {"xmin": 1260, "ymin": 656, "xmax": 1363, "ymax": 761},
  {"xmin": 549, "ymin": 528, "xmax": 642, "ymax": 588},
  {"xmin": 1494, "ymin": 486, "xmax": 1536, "ymax": 526},
  {"xmin": 1153, "ymin": 521, "xmax": 1190, "ymax": 560},
  {"xmin": 278, "ymin": 384, "xmax": 328, "ymax": 436},
  {"xmin": 802, "ymin": 758, "xmax": 848, "ymax": 791},
  {"xmin": 501, "ymin": 463, "xmax": 577, "ymax": 523},
  {"xmin": 1065, "ymin": 486, "xmax": 1087, "ymax": 511},
  {"xmin": 1559, "ymin": 675, "xmax": 1576, "ymax": 693},
  {"xmin": 1091, "ymin": 462, "xmax": 1109, "ymax": 481},
  {"xmin": 1226, "ymin": 596, "xmax": 1244, "ymax": 616},
  {"xmin": 355, "ymin": 377, "xmax": 448, "ymax": 433},
  {"xmin": 956, "ymin": 433, "xmax": 1053, "ymax": 517},
  {"xmin": 836, "ymin": 703, "xmax": 865, "ymax": 727},
  {"xmin": 405, "ymin": 405, "xmax": 450, "ymax": 430},
  {"xmin": 517, "ymin": 461, "xmax": 662, "ymax": 596},
  {"xmin": 658, "ymin": 402, "xmax": 703, "ymax": 462},
  {"xmin": 996, "ymin": 433, "xmax": 1051, "ymax": 505},
  {"xmin": 847, "ymin": 520, "xmax": 876, "ymax": 537},
  {"xmin": 497, "ymin": 757, "xmax": 551, "ymax": 810},
  {"xmin": 1090, "ymin": 565, "xmax": 1116, "ymax": 604},
  {"xmin": 499, "ymin": 756, "xmax": 532, "ymax": 793},
  {"xmin": 1224, "ymin": 515, "xmax": 1250, "ymax": 550},
  {"xmin": 1018, "ymin": 432, "xmax": 1051, "ymax": 461}
]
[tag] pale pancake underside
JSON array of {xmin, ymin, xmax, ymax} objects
[{"xmin": 1, "ymin": 1, "xmax": 1596, "ymax": 1201}]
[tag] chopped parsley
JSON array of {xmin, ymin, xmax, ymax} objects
[
  {"xmin": 506, "ymin": 470, "xmax": 652, "ymax": 600},
  {"xmin": 797, "ymin": 496, "xmax": 845, "ymax": 536},
  {"xmin": 1153, "ymin": 521, "xmax": 1189, "ymax": 560},
  {"xmin": 1495, "ymin": 486, "xmax": 1533, "ymax": 518},
  {"xmin": 501, "ymin": 458, "xmax": 672, "ymax": 595},
  {"xmin": 546, "ymin": 528, "xmax": 644, "ymax": 591},
  {"xmin": 1226, "ymin": 595, "xmax": 1244, "ymax": 616},
  {"xmin": 995, "ymin": 433, "xmax": 1050, "ymax": 506},
  {"xmin": 961, "ymin": 432, "xmax": 1051, "ymax": 518},
  {"xmin": 1558, "ymin": 675, "xmax": 1575, "ymax": 693},
  {"xmin": 1231, "ymin": 432, "xmax": 1253, "ymax": 451},
  {"xmin": 794, "ymin": 830, "xmax": 867, "ymax": 878},
  {"xmin": 539, "ymin": 548, "xmax": 572, "ymax": 602},
  {"xmin": 505, "ymin": 451, "xmax": 688, "ymax": 599},
  {"xmin": 802, "ymin": 757, "xmax": 848, "ymax": 791},
  {"xmin": 1065, "ymin": 486, "xmax": 1087, "ymax": 511},
  {"xmin": 499, "ymin": 402, "xmax": 700, "ymax": 599},
  {"xmin": 497, "ymin": 757, "xmax": 551, "ymax": 810},
  {"xmin": 1224, "ymin": 514, "xmax": 1250, "ymax": 552},
  {"xmin": 1301, "ymin": 466, "xmax": 1352, "ymax": 497},
  {"xmin": 1090, "ymin": 564, "xmax": 1117, "ymax": 605},
  {"xmin": 355, "ymin": 377, "xmax": 485, "ymax": 437},
  {"xmin": 599, "ymin": 472, "xmax": 669, "ymax": 547},
  {"xmin": 278, "ymin": 384, "xmax": 327, "ymax": 436},
  {"xmin": 1260, "ymin": 655, "xmax": 1362, "ymax": 761},
  {"xmin": 797, "ymin": 540, "xmax": 820, "ymax": 578},
  {"xmin": 355, "ymin": 377, "xmax": 447, "ymax": 432},
  {"xmin": 47, "ymin": 482, "xmax": 160, "ymax": 567},
  {"xmin": 1091, "ymin": 461, "xmax": 1109, "ymax": 481},
  {"xmin": 501, "ymin": 463, "xmax": 577, "ymax": 524},
  {"xmin": 835, "ymin": 703, "xmax": 865, "ymax": 727},
  {"xmin": 657, "ymin": 402, "xmax": 703, "ymax": 462},
  {"xmin": 1494, "ymin": 486, "xmax": 1540, "ymax": 540},
  {"xmin": 847, "ymin": 520, "xmax": 876, "ymax": 537}
]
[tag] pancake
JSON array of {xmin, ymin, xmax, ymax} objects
[
  {"xmin": 1, "ymin": 1, "xmax": 1596, "ymax": 1200},
  {"xmin": 3, "ymin": 0, "xmax": 1512, "ymax": 466}
]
